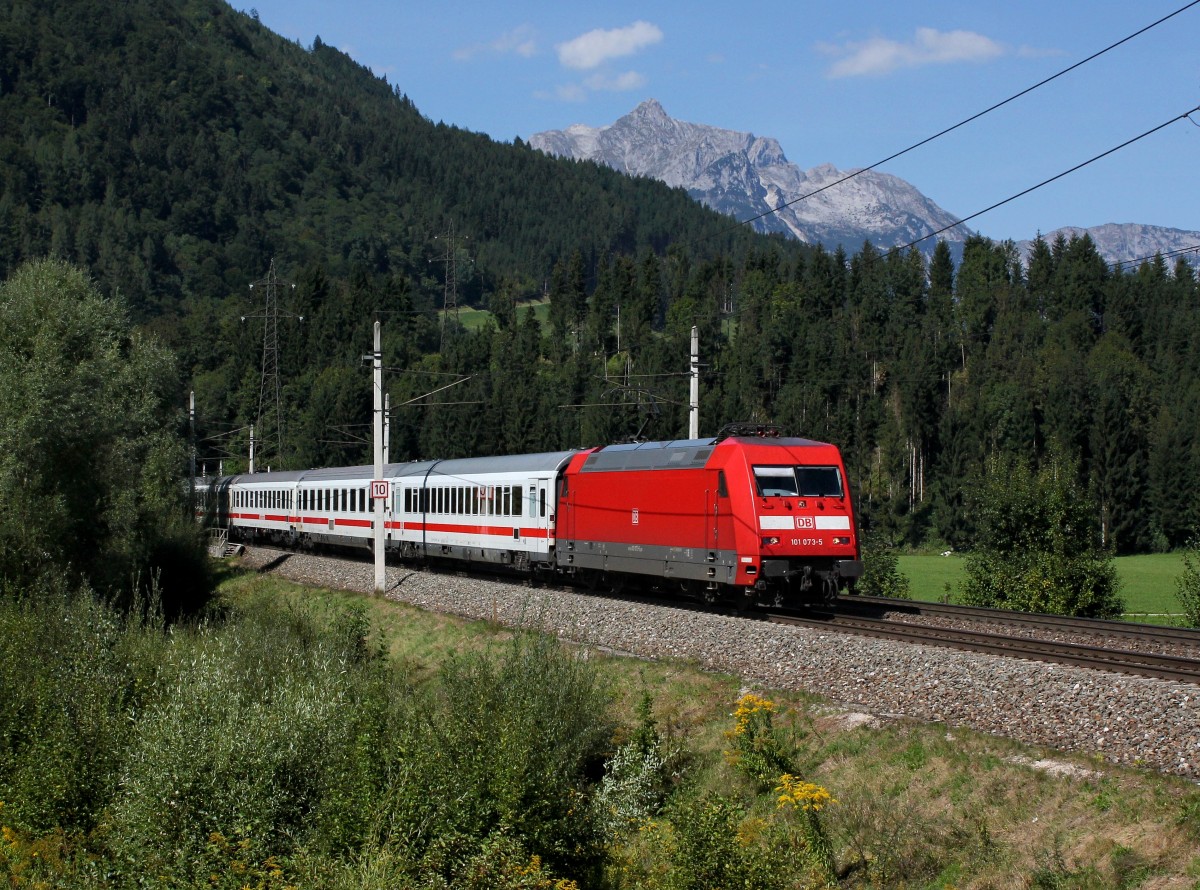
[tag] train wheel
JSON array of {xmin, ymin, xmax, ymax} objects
[{"xmin": 822, "ymin": 576, "xmax": 838, "ymax": 604}]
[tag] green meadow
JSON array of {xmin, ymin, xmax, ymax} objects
[{"xmin": 898, "ymin": 552, "xmax": 1188, "ymax": 622}]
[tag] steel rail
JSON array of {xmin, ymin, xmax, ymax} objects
[
  {"xmin": 769, "ymin": 611, "xmax": 1200, "ymax": 685},
  {"xmin": 835, "ymin": 595, "xmax": 1200, "ymax": 647}
]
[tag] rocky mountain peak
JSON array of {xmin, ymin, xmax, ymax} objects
[
  {"xmin": 530, "ymin": 100, "xmax": 971, "ymax": 253},
  {"xmin": 530, "ymin": 101, "xmax": 1196, "ymax": 268}
]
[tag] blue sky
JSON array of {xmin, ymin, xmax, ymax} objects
[{"xmin": 237, "ymin": 1, "xmax": 1198, "ymax": 244}]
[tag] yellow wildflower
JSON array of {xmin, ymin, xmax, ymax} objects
[{"xmin": 775, "ymin": 774, "xmax": 836, "ymax": 812}]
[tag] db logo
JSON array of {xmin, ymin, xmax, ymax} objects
[
  {"xmin": 632, "ymin": 508, "xmax": 640, "ymax": 525},
  {"xmin": 795, "ymin": 516, "xmax": 815, "ymax": 529}
]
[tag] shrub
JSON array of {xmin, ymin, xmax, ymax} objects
[
  {"xmin": 658, "ymin": 793, "xmax": 782, "ymax": 890},
  {"xmin": 723, "ymin": 693, "xmax": 797, "ymax": 790},
  {"xmin": 958, "ymin": 454, "xmax": 1123, "ymax": 617},
  {"xmin": 395, "ymin": 632, "xmax": 614, "ymax": 883},
  {"xmin": 103, "ymin": 595, "xmax": 391, "ymax": 885},
  {"xmin": 1175, "ymin": 538, "xmax": 1200, "ymax": 628},
  {"xmin": 775, "ymin": 775, "xmax": 837, "ymax": 882},
  {"xmin": 0, "ymin": 580, "xmax": 146, "ymax": 836},
  {"xmin": 857, "ymin": 534, "xmax": 911, "ymax": 599}
]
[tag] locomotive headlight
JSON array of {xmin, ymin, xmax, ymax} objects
[
  {"xmin": 833, "ymin": 536, "xmax": 850, "ymax": 545},
  {"xmin": 762, "ymin": 536, "xmax": 780, "ymax": 546}
]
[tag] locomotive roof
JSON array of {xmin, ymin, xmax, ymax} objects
[{"xmin": 579, "ymin": 435, "xmax": 829, "ymax": 473}]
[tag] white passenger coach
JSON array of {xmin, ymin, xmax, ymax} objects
[{"xmin": 200, "ymin": 451, "xmax": 578, "ymax": 571}]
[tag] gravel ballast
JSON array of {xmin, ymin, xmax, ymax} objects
[{"xmin": 237, "ymin": 547, "xmax": 1200, "ymax": 779}]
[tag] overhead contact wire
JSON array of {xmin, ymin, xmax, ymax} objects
[
  {"xmin": 898, "ymin": 105, "xmax": 1200, "ymax": 250},
  {"xmin": 720, "ymin": 0, "xmax": 1200, "ymax": 237}
]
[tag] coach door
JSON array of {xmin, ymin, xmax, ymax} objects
[{"xmin": 527, "ymin": 477, "xmax": 552, "ymax": 557}]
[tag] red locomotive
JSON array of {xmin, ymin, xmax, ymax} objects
[{"xmin": 199, "ymin": 426, "xmax": 861, "ymax": 606}]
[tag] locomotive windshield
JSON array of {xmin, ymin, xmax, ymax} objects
[{"xmin": 753, "ymin": 466, "xmax": 843, "ymax": 498}]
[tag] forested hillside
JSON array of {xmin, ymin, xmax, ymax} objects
[
  {"xmin": 0, "ymin": 0, "xmax": 769, "ymax": 313},
  {"xmin": 2, "ymin": 0, "xmax": 1198, "ymax": 554}
]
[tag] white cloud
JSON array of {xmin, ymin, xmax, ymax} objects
[
  {"xmin": 454, "ymin": 25, "xmax": 537, "ymax": 62},
  {"xmin": 822, "ymin": 27, "xmax": 1005, "ymax": 77},
  {"xmin": 556, "ymin": 21, "xmax": 662, "ymax": 70}
]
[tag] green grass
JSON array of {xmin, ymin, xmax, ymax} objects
[
  {"xmin": 443, "ymin": 297, "xmax": 549, "ymax": 332},
  {"xmin": 898, "ymin": 551, "xmax": 1189, "ymax": 622},
  {"xmin": 896, "ymin": 553, "xmax": 967, "ymax": 603},
  {"xmin": 225, "ymin": 566, "xmax": 1200, "ymax": 889},
  {"xmin": 1113, "ymin": 553, "xmax": 1187, "ymax": 617}
]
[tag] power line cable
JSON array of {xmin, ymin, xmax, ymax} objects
[
  {"xmin": 721, "ymin": 0, "xmax": 1200, "ymax": 237},
  {"xmin": 896, "ymin": 105, "xmax": 1200, "ymax": 251},
  {"xmin": 1113, "ymin": 242, "xmax": 1200, "ymax": 269}
]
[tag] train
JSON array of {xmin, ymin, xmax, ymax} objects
[{"xmin": 197, "ymin": 427, "xmax": 862, "ymax": 606}]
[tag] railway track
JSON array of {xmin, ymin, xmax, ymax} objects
[
  {"xmin": 767, "ymin": 598, "xmax": 1200, "ymax": 684},
  {"xmin": 235, "ymin": 547, "xmax": 1200, "ymax": 684},
  {"xmin": 835, "ymin": 594, "xmax": 1200, "ymax": 649}
]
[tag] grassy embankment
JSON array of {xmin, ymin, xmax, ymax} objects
[
  {"xmin": 236, "ymin": 572, "xmax": 1200, "ymax": 888},
  {"xmin": 899, "ymin": 553, "xmax": 1189, "ymax": 623},
  {"xmin": 4, "ymin": 563, "xmax": 1200, "ymax": 888}
]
